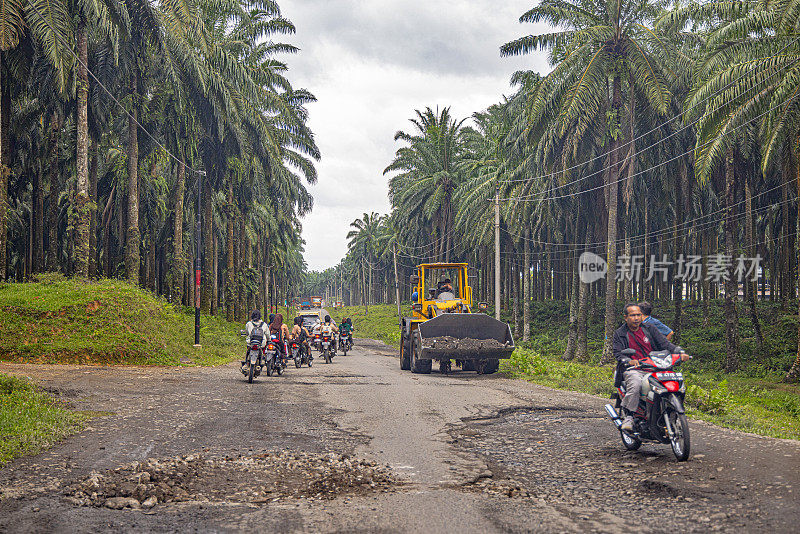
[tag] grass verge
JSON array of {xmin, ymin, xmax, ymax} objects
[
  {"xmin": 0, "ymin": 274, "xmax": 242, "ymax": 366},
  {"xmin": 329, "ymin": 304, "xmax": 405, "ymax": 348},
  {"xmin": 0, "ymin": 373, "xmax": 87, "ymax": 467}
]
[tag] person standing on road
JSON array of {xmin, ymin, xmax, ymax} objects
[
  {"xmin": 612, "ymin": 304, "xmax": 686, "ymax": 432},
  {"xmin": 638, "ymin": 301, "xmax": 674, "ymax": 342}
]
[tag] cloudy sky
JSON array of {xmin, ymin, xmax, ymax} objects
[{"xmin": 278, "ymin": 1, "xmax": 552, "ymax": 271}]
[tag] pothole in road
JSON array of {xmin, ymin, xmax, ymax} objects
[{"xmin": 63, "ymin": 452, "xmax": 401, "ymax": 510}]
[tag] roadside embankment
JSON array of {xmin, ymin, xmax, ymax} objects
[{"xmin": 0, "ymin": 274, "xmax": 241, "ymax": 366}]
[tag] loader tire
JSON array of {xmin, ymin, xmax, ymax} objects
[
  {"xmin": 411, "ymin": 330, "xmax": 431, "ymax": 374},
  {"xmin": 477, "ymin": 359, "xmax": 499, "ymax": 375},
  {"xmin": 400, "ymin": 332, "xmax": 411, "ymax": 371}
]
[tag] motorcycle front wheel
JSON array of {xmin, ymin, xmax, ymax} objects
[{"xmin": 668, "ymin": 411, "xmax": 690, "ymax": 461}]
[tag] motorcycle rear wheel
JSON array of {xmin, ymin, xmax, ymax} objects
[
  {"xmin": 295, "ymin": 356, "xmax": 302, "ymax": 368},
  {"xmin": 324, "ymin": 350, "xmax": 331, "ymax": 364},
  {"xmin": 248, "ymin": 362, "xmax": 255, "ymax": 383},
  {"xmin": 266, "ymin": 359, "xmax": 273, "ymax": 377},
  {"xmin": 669, "ymin": 411, "xmax": 690, "ymax": 461}
]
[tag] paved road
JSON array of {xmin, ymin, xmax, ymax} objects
[{"xmin": 1, "ymin": 339, "xmax": 799, "ymax": 533}]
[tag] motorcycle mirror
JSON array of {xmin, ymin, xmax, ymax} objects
[{"xmin": 621, "ymin": 348, "xmax": 636, "ymax": 356}]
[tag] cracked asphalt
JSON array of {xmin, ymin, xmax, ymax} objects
[{"xmin": 1, "ymin": 338, "xmax": 799, "ymax": 533}]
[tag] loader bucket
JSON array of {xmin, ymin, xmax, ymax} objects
[{"xmin": 417, "ymin": 313, "xmax": 515, "ymax": 361}]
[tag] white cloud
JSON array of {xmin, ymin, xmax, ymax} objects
[{"xmin": 278, "ymin": 0, "xmax": 551, "ymax": 270}]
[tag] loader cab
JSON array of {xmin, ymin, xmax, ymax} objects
[{"xmin": 410, "ymin": 263, "xmax": 473, "ymax": 319}]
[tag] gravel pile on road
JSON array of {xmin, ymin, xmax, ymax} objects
[
  {"xmin": 63, "ymin": 452, "xmax": 398, "ymax": 509},
  {"xmin": 427, "ymin": 337, "xmax": 508, "ymax": 350}
]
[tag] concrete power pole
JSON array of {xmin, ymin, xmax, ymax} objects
[
  {"xmin": 494, "ymin": 187, "xmax": 500, "ymax": 320},
  {"xmin": 393, "ymin": 242, "xmax": 401, "ymax": 327}
]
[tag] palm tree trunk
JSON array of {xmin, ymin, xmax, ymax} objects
[
  {"xmin": 46, "ymin": 112, "xmax": 61, "ymax": 271},
  {"xmin": 0, "ymin": 61, "xmax": 5, "ymax": 281},
  {"xmin": 226, "ymin": 181, "xmax": 235, "ymax": 322},
  {"xmin": 786, "ymin": 151, "xmax": 800, "ymax": 381},
  {"xmin": 33, "ymin": 159, "xmax": 43, "ymax": 273},
  {"xmin": 88, "ymin": 140, "xmax": 99, "ymax": 277},
  {"xmin": 126, "ymin": 68, "xmax": 141, "ymax": 283},
  {"xmin": 74, "ymin": 18, "xmax": 90, "ymax": 278},
  {"xmin": 744, "ymin": 172, "xmax": 763, "ymax": 351},
  {"xmin": 672, "ymin": 163, "xmax": 687, "ymax": 343},
  {"xmin": 623, "ymin": 80, "xmax": 635, "ymax": 303},
  {"xmin": 523, "ymin": 226, "xmax": 531, "ymax": 342},
  {"xmin": 602, "ymin": 75, "xmax": 623, "ymax": 363},
  {"xmin": 575, "ymin": 223, "xmax": 593, "ymax": 362},
  {"xmin": 211, "ymin": 228, "xmax": 218, "ymax": 315},
  {"xmin": 172, "ymin": 162, "xmax": 185, "ymax": 303},
  {"xmin": 724, "ymin": 146, "xmax": 739, "ymax": 372},
  {"xmin": 237, "ymin": 216, "xmax": 246, "ymax": 321}
]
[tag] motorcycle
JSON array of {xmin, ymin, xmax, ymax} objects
[
  {"xmin": 264, "ymin": 334, "xmax": 285, "ymax": 377},
  {"xmin": 239, "ymin": 330, "xmax": 264, "ymax": 383},
  {"xmin": 320, "ymin": 326, "xmax": 335, "ymax": 364},
  {"xmin": 604, "ymin": 348, "xmax": 692, "ymax": 461},
  {"xmin": 290, "ymin": 338, "xmax": 313, "ymax": 368},
  {"xmin": 339, "ymin": 332, "xmax": 353, "ymax": 356}
]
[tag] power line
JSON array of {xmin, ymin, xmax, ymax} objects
[
  {"xmin": 501, "ymin": 87, "xmax": 800, "ymax": 203},
  {"xmin": 500, "ymin": 35, "xmax": 800, "ymax": 188},
  {"xmin": 501, "ymin": 175, "xmax": 794, "ymax": 248}
]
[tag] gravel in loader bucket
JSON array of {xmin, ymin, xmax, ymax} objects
[{"xmin": 417, "ymin": 313, "xmax": 514, "ymax": 360}]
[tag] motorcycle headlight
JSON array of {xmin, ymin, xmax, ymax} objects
[{"xmin": 653, "ymin": 355, "xmax": 672, "ymax": 369}]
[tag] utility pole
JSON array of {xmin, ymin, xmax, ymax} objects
[
  {"xmin": 194, "ymin": 170, "xmax": 206, "ymax": 347},
  {"xmin": 494, "ymin": 187, "xmax": 500, "ymax": 320},
  {"xmin": 392, "ymin": 242, "xmax": 401, "ymax": 326}
]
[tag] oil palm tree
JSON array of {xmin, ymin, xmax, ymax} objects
[{"xmin": 502, "ymin": 0, "xmax": 673, "ymax": 360}]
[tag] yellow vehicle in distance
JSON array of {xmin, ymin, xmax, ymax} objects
[{"xmin": 399, "ymin": 262, "xmax": 514, "ymax": 375}]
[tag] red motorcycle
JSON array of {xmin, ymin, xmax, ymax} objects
[{"xmin": 605, "ymin": 348, "xmax": 692, "ymax": 461}]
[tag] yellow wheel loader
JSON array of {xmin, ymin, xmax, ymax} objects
[{"xmin": 399, "ymin": 263, "xmax": 514, "ymax": 375}]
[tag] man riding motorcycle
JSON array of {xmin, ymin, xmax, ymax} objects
[{"xmin": 612, "ymin": 303, "xmax": 689, "ymax": 432}]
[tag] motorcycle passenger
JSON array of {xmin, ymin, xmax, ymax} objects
[
  {"xmin": 290, "ymin": 316, "xmax": 314, "ymax": 361},
  {"xmin": 612, "ymin": 303, "xmax": 687, "ymax": 432},
  {"xmin": 269, "ymin": 313, "xmax": 291, "ymax": 365},
  {"xmin": 243, "ymin": 310, "xmax": 267, "ymax": 369},
  {"xmin": 638, "ymin": 301, "xmax": 674, "ymax": 342}
]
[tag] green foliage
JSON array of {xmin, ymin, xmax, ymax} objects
[
  {"xmin": 0, "ymin": 277, "xmax": 242, "ymax": 366},
  {"xmin": 0, "ymin": 374, "xmax": 87, "ymax": 466}
]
